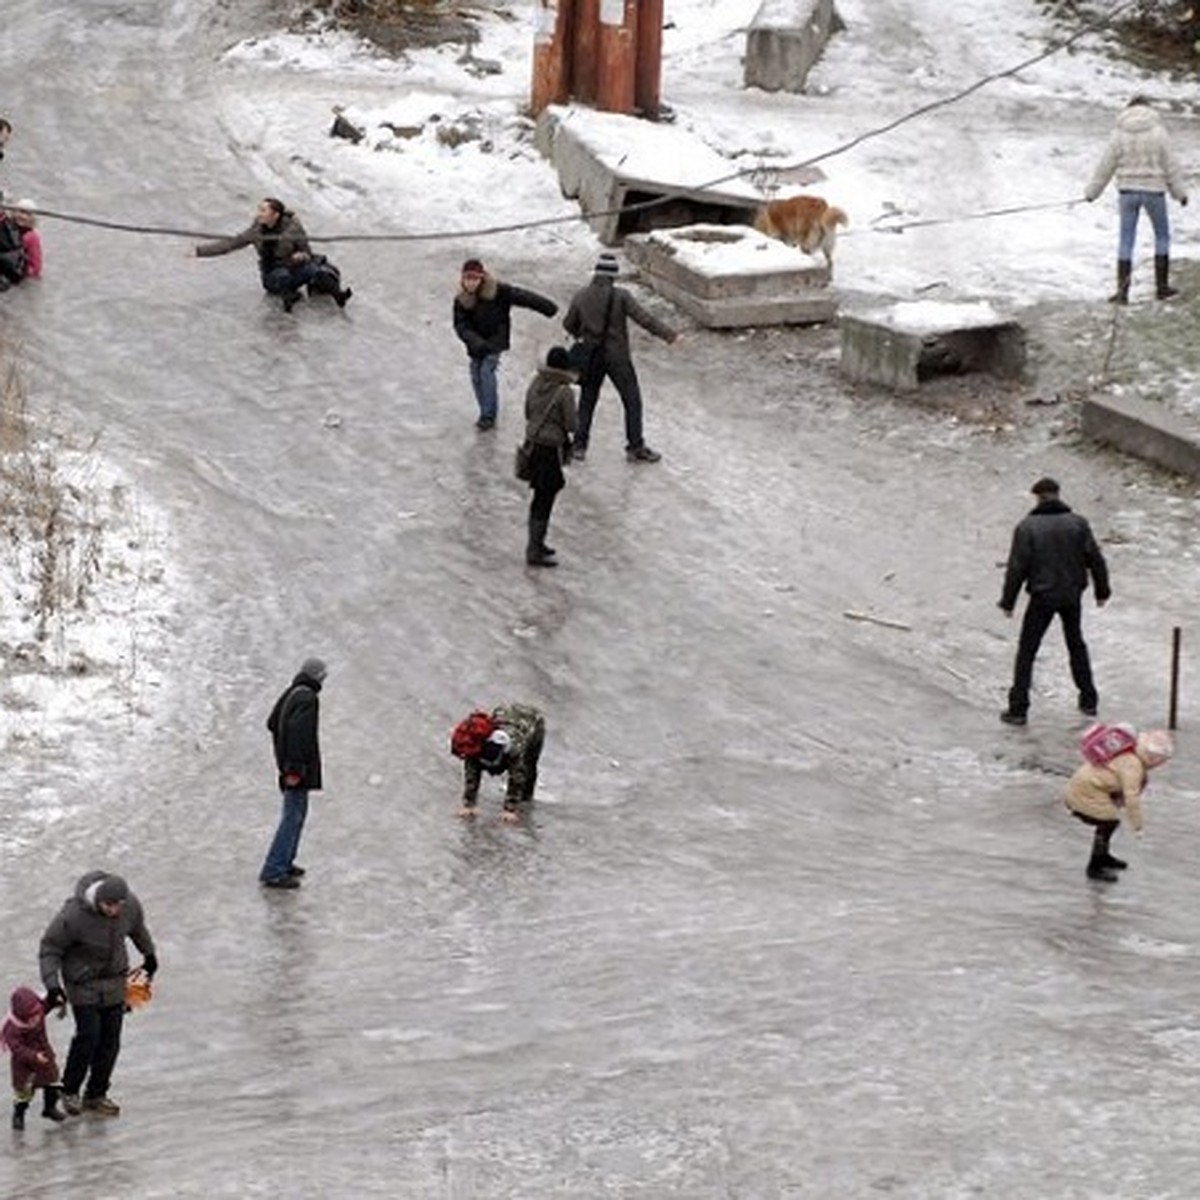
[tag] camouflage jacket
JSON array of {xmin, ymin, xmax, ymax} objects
[{"xmin": 462, "ymin": 703, "xmax": 545, "ymax": 807}]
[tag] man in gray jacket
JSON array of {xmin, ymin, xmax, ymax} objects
[
  {"xmin": 998, "ymin": 478, "xmax": 1111, "ymax": 726},
  {"xmin": 563, "ymin": 253, "xmax": 678, "ymax": 463},
  {"xmin": 39, "ymin": 871, "xmax": 157, "ymax": 1118}
]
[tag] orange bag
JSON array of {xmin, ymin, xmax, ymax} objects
[{"xmin": 124, "ymin": 968, "xmax": 153, "ymax": 1011}]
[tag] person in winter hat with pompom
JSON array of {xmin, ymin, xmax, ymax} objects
[
  {"xmin": 1064, "ymin": 728, "xmax": 1174, "ymax": 882},
  {"xmin": 38, "ymin": 871, "xmax": 157, "ymax": 1117},
  {"xmin": 1, "ymin": 985, "xmax": 65, "ymax": 1128}
]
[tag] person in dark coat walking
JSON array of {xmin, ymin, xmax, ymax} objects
[
  {"xmin": 522, "ymin": 346, "xmax": 578, "ymax": 567},
  {"xmin": 562, "ymin": 253, "xmax": 679, "ymax": 463},
  {"xmin": 998, "ymin": 478, "xmax": 1111, "ymax": 725},
  {"xmin": 453, "ymin": 258, "xmax": 557, "ymax": 430},
  {"xmin": 260, "ymin": 657, "xmax": 327, "ymax": 888},
  {"xmin": 194, "ymin": 198, "xmax": 352, "ymax": 312},
  {"xmin": 38, "ymin": 871, "xmax": 157, "ymax": 1118},
  {"xmin": 1, "ymin": 985, "xmax": 66, "ymax": 1128}
]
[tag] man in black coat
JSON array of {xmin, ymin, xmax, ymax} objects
[
  {"xmin": 452, "ymin": 258, "xmax": 557, "ymax": 430},
  {"xmin": 998, "ymin": 478, "xmax": 1111, "ymax": 725},
  {"xmin": 260, "ymin": 657, "xmax": 327, "ymax": 888}
]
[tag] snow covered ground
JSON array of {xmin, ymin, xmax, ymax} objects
[{"xmin": 3, "ymin": 2, "xmax": 1200, "ymax": 1196}]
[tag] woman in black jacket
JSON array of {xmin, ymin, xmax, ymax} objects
[{"xmin": 522, "ymin": 347, "xmax": 578, "ymax": 567}]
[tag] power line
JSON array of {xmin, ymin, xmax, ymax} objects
[{"xmin": 14, "ymin": 3, "xmax": 1134, "ymax": 246}]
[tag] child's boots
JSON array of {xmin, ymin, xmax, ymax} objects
[{"xmin": 11, "ymin": 1100, "xmax": 28, "ymax": 1130}]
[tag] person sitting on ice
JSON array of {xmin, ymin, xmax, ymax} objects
[
  {"xmin": 1064, "ymin": 727, "xmax": 1173, "ymax": 882},
  {"xmin": 450, "ymin": 703, "xmax": 546, "ymax": 822},
  {"xmin": 194, "ymin": 197, "xmax": 351, "ymax": 313}
]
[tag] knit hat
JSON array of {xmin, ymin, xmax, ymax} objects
[
  {"xmin": 1030, "ymin": 477, "xmax": 1060, "ymax": 497},
  {"xmin": 93, "ymin": 875, "xmax": 129, "ymax": 906},
  {"xmin": 1136, "ymin": 729, "xmax": 1174, "ymax": 767},
  {"xmin": 461, "ymin": 258, "xmax": 485, "ymax": 277},
  {"xmin": 9, "ymin": 986, "xmax": 43, "ymax": 1021},
  {"xmin": 479, "ymin": 729, "xmax": 511, "ymax": 768},
  {"xmin": 300, "ymin": 657, "xmax": 328, "ymax": 682},
  {"xmin": 547, "ymin": 345, "xmax": 573, "ymax": 370},
  {"xmin": 594, "ymin": 253, "xmax": 620, "ymax": 276}
]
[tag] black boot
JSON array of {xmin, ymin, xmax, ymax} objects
[
  {"xmin": 12, "ymin": 1101, "xmax": 28, "ymax": 1131},
  {"xmin": 526, "ymin": 519, "xmax": 556, "ymax": 567},
  {"xmin": 1087, "ymin": 828, "xmax": 1119, "ymax": 881},
  {"xmin": 1101, "ymin": 852, "xmax": 1128, "ymax": 870},
  {"xmin": 335, "ymin": 287, "xmax": 353, "ymax": 308},
  {"xmin": 1109, "ymin": 259, "xmax": 1132, "ymax": 305},
  {"xmin": 281, "ymin": 290, "xmax": 301, "ymax": 313},
  {"xmin": 1155, "ymin": 254, "xmax": 1178, "ymax": 300},
  {"xmin": 42, "ymin": 1085, "xmax": 65, "ymax": 1123}
]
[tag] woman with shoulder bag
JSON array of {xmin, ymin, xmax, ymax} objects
[{"xmin": 521, "ymin": 346, "xmax": 578, "ymax": 567}]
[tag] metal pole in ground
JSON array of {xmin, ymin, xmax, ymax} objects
[{"xmin": 1169, "ymin": 626, "xmax": 1181, "ymax": 731}]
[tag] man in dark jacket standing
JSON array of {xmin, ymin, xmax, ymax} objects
[
  {"xmin": 998, "ymin": 478, "xmax": 1111, "ymax": 726},
  {"xmin": 39, "ymin": 871, "xmax": 157, "ymax": 1118},
  {"xmin": 260, "ymin": 656, "xmax": 327, "ymax": 888},
  {"xmin": 563, "ymin": 253, "xmax": 679, "ymax": 463},
  {"xmin": 453, "ymin": 258, "xmax": 557, "ymax": 430}
]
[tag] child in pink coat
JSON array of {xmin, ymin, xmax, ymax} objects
[
  {"xmin": 0, "ymin": 985, "xmax": 65, "ymax": 1128},
  {"xmin": 10, "ymin": 201, "xmax": 41, "ymax": 278}
]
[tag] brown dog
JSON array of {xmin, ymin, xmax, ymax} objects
[{"xmin": 753, "ymin": 195, "xmax": 848, "ymax": 272}]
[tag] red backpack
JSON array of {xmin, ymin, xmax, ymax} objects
[
  {"xmin": 450, "ymin": 711, "xmax": 494, "ymax": 759},
  {"xmin": 1080, "ymin": 722, "xmax": 1137, "ymax": 767}
]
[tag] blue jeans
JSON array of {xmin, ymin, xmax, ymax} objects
[
  {"xmin": 1117, "ymin": 190, "xmax": 1170, "ymax": 260},
  {"xmin": 262, "ymin": 262, "xmax": 320, "ymax": 297},
  {"xmin": 260, "ymin": 788, "xmax": 309, "ymax": 881},
  {"xmin": 468, "ymin": 353, "xmax": 500, "ymax": 422}
]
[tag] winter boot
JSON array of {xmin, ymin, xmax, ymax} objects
[
  {"xmin": 1101, "ymin": 852, "xmax": 1128, "ymax": 871},
  {"xmin": 1155, "ymin": 254, "xmax": 1178, "ymax": 300},
  {"xmin": 335, "ymin": 287, "xmax": 353, "ymax": 308},
  {"xmin": 1109, "ymin": 259, "xmax": 1132, "ymax": 305},
  {"xmin": 281, "ymin": 290, "xmax": 301, "ymax": 313},
  {"xmin": 12, "ymin": 1101, "xmax": 27, "ymax": 1130},
  {"xmin": 526, "ymin": 519, "xmax": 556, "ymax": 567},
  {"xmin": 1087, "ymin": 828, "xmax": 1119, "ymax": 881},
  {"xmin": 42, "ymin": 1086, "xmax": 66, "ymax": 1123}
]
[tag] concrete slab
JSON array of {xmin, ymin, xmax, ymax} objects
[
  {"xmin": 624, "ymin": 224, "xmax": 838, "ymax": 327},
  {"xmin": 536, "ymin": 105, "xmax": 764, "ymax": 246},
  {"xmin": 840, "ymin": 301, "xmax": 1026, "ymax": 391},
  {"xmin": 1082, "ymin": 392, "xmax": 1200, "ymax": 479},
  {"xmin": 745, "ymin": 0, "xmax": 844, "ymax": 93}
]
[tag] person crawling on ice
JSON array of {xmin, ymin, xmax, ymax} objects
[
  {"xmin": 194, "ymin": 197, "xmax": 352, "ymax": 313},
  {"xmin": 450, "ymin": 703, "xmax": 546, "ymax": 823},
  {"xmin": 1064, "ymin": 728, "xmax": 1173, "ymax": 882}
]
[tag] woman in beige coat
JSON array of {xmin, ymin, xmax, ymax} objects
[{"xmin": 1064, "ymin": 729, "xmax": 1173, "ymax": 882}]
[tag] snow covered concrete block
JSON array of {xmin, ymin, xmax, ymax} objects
[
  {"xmin": 744, "ymin": 0, "xmax": 844, "ymax": 93},
  {"xmin": 1082, "ymin": 393, "xmax": 1200, "ymax": 479},
  {"xmin": 624, "ymin": 224, "xmax": 837, "ymax": 327},
  {"xmin": 536, "ymin": 105, "xmax": 763, "ymax": 246},
  {"xmin": 839, "ymin": 302, "xmax": 1026, "ymax": 392}
]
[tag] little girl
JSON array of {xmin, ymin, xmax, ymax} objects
[
  {"xmin": 1064, "ymin": 728, "xmax": 1174, "ymax": 882},
  {"xmin": 0, "ymin": 985, "xmax": 65, "ymax": 1128},
  {"xmin": 9, "ymin": 201, "xmax": 41, "ymax": 279}
]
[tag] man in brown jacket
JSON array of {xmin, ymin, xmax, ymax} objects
[{"xmin": 562, "ymin": 253, "xmax": 678, "ymax": 463}]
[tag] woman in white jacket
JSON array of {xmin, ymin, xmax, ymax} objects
[{"xmin": 1085, "ymin": 95, "xmax": 1188, "ymax": 304}]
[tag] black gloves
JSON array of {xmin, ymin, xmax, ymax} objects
[
  {"xmin": 141, "ymin": 954, "xmax": 158, "ymax": 980},
  {"xmin": 43, "ymin": 986, "xmax": 66, "ymax": 1012}
]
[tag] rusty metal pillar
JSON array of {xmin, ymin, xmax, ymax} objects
[
  {"xmin": 572, "ymin": 0, "xmax": 601, "ymax": 106},
  {"xmin": 595, "ymin": 0, "xmax": 637, "ymax": 114},
  {"xmin": 531, "ymin": 0, "xmax": 573, "ymax": 116},
  {"xmin": 634, "ymin": 0, "xmax": 664, "ymax": 118}
]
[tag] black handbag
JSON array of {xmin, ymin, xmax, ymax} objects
[
  {"xmin": 515, "ymin": 402, "xmax": 555, "ymax": 482},
  {"xmin": 568, "ymin": 286, "xmax": 616, "ymax": 379}
]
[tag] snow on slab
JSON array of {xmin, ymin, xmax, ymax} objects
[
  {"xmin": 547, "ymin": 105, "xmax": 764, "ymax": 201},
  {"xmin": 871, "ymin": 299, "xmax": 1009, "ymax": 332},
  {"xmin": 638, "ymin": 223, "xmax": 818, "ymax": 276}
]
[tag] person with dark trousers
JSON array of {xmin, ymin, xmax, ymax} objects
[
  {"xmin": 194, "ymin": 198, "xmax": 352, "ymax": 312},
  {"xmin": 38, "ymin": 871, "xmax": 157, "ymax": 1118},
  {"xmin": 999, "ymin": 477, "xmax": 1110, "ymax": 726},
  {"xmin": 260, "ymin": 657, "xmax": 327, "ymax": 889},
  {"xmin": 452, "ymin": 703, "xmax": 546, "ymax": 823},
  {"xmin": 1085, "ymin": 94, "xmax": 1188, "ymax": 304},
  {"xmin": 522, "ymin": 346, "xmax": 578, "ymax": 567},
  {"xmin": 453, "ymin": 258, "xmax": 557, "ymax": 430},
  {"xmin": 562, "ymin": 252, "xmax": 679, "ymax": 463}
]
